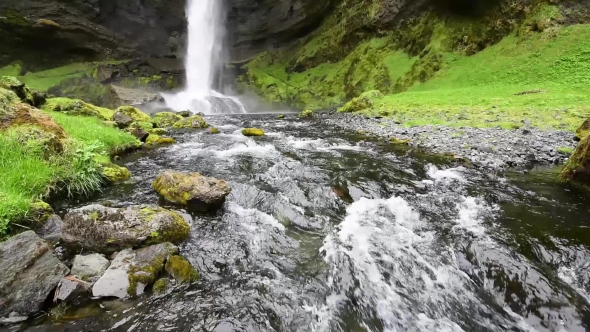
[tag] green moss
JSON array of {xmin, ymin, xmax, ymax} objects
[
  {"xmin": 148, "ymin": 128, "xmax": 169, "ymax": 135},
  {"xmin": 558, "ymin": 146, "xmax": 574, "ymax": 155},
  {"xmin": 27, "ymin": 200, "xmax": 53, "ymax": 225},
  {"xmin": 559, "ymin": 134, "xmax": 590, "ymax": 186},
  {"xmin": 153, "ymin": 278, "xmax": 169, "ymax": 294},
  {"xmin": 172, "ymin": 115, "xmax": 208, "ymax": 129},
  {"xmin": 101, "ymin": 163, "xmax": 131, "ymax": 183},
  {"xmin": 210, "ymin": 127, "xmax": 220, "ymax": 134},
  {"xmin": 0, "ymin": 88, "xmax": 19, "ymax": 114},
  {"xmin": 241, "ymin": 128, "xmax": 265, "ymax": 136},
  {"xmin": 338, "ymin": 90, "xmax": 383, "ymax": 113},
  {"xmin": 115, "ymin": 106, "xmax": 151, "ymax": 123},
  {"xmin": 0, "ymin": 63, "xmax": 22, "ymax": 77},
  {"xmin": 298, "ymin": 110, "xmax": 314, "ymax": 118},
  {"xmin": 152, "ymin": 112, "xmax": 182, "ymax": 128},
  {"xmin": 139, "ymin": 207, "xmax": 190, "ymax": 245},
  {"xmin": 43, "ymin": 98, "xmax": 115, "ymax": 120},
  {"xmin": 18, "ymin": 63, "xmax": 98, "ymax": 92},
  {"xmin": 277, "ymin": 114, "xmax": 285, "ymax": 119},
  {"xmin": 575, "ymin": 119, "xmax": 590, "ymax": 140},
  {"xmin": 165, "ymin": 255, "xmax": 199, "ymax": 283},
  {"xmin": 146, "ymin": 134, "xmax": 176, "ymax": 146}
]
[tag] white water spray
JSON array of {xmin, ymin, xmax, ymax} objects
[{"xmin": 164, "ymin": 0, "xmax": 246, "ymax": 114}]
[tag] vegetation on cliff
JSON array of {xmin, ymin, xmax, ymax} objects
[{"xmin": 240, "ymin": 1, "xmax": 590, "ymax": 130}]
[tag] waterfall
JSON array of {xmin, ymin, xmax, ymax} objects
[{"xmin": 163, "ymin": 0, "xmax": 246, "ymax": 114}]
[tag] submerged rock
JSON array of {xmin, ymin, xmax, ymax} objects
[
  {"xmin": 0, "ymin": 231, "xmax": 69, "ymax": 318},
  {"xmin": 152, "ymin": 112, "xmax": 183, "ymax": 128},
  {"xmin": 172, "ymin": 115, "xmax": 208, "ymax": 129},
  {"xmin": 92, "ymin": 243, "xmax": 178, "ymax": 298},
  {"xmin": 153, "ymin": 171, "xmax": 231, "ymax": 211},
  {"xmin": 71, "ymin": 254, "xmax": 110, "ymax": 282},
  {"xmin": 165, "ymin": 255, "xmax": 199, "ymax": 283},
  {"xmin": 241, "ymin": 128, "xmax": 265, "ymax": 136},
  {"xmin": 146, "ymin": 134, "xmax": 176, "ymax": 146},
  {"xmin": 559, "ymin": 134, "xmax": 590, "ymax": 186},
  {"xmin": 61, "ymin": 204, "xmax": 190, "ymax": 254}
]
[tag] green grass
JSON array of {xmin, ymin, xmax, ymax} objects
[{"xmin": 0, "ymin": 110, "xmax": 139, "ymax": 236}]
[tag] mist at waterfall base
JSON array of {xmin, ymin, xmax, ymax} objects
[{"xmin": 162, "ymin": 0, "xmax": 247, "ymax": 115}]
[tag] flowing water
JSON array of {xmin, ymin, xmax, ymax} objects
[
  {"xmin": 163, "ymin": 0, "xmax": 246, "ymax": 114},
  {"xmin": 28, "ymin": 114, "xmax": 590, "ymax": 332}
]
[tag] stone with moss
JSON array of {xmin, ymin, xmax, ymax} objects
[
  {"xmin": 43, "ymin": 98, "xmax": 114, "ymax": 120},
  {"xmin": 146, "ymin": 134, "xmax": 176, "ymax": 146},
  {"xmin": 152, "ymin": 112, "xmax": 182, "ymax": 128},
  {"xmin": 92, "ymin": 243, "xmax": 178, "ymax": 298},
  {"xmin": 241, "ymin": 128, "xmax": 265, "ymax": 136},
  {"xmin": 9, "ymin": 125, "xmax": 65, "ymax": 158},
  {"xmin": 559, "ymin": 134, "xmax": 590, "ymax": 187},
  {"xmin": 101, "ymin": 163, "xmax": 131, "ymax": 183},
  {"xmin": 114, "ymin": 106, "xmax": 152, "ymax": 123},
  {"xmin": 0, "ymin": 87, "xmax": 19, "ymax": 114},
  {"xmin": 153, "ymin": 171, "xmax": 231, "ymax": 211},
  {"xmin": 298, "ymin": 109, "xmax": 313, "ymax": 118},
  {"xmin": 152, "ymin": 278, "xmax": 170, "ymax": 294},
  {"xmin": 177, "ymin": 110, "xmax": 191, "ymax": 118},
  {"xmin": 338, "ymin": 90, "xmax": 384, "ymax": 113},
  {"xmin": 575, "ymin": 119, "xmax": 590, "ymax": 141},
  {"xmin": 165, "ymin": 255, "xmax": 199, "ymax": 283},
  {"xmin": 1, "ymin": 103, "xmax": 67, "ymax": 139},
  {"xmin": 148, "ymin": 128, "xmax": 169, "ymax": 135},
  {"xmin": 277, "ymin": 114, "xmax": 285, "ymax": 119},
  {"xmin": 172, "ymin": 115, "xmax": 208, "ymax": 129},
  {"xmin": 390, "ymin": 137, "xmax": 409, "ymax": 145},
  {"xmin": 0, "ymin": 76, "xmax": 45, "ymax": 107},
  {"xmin": 61, "ymin": 204, "xmax": 190, "ymax": 254},
  {"xmin": 27, "ymin": 201, "xmax": 53, "ymax": 225},
  {"xmin": 210, "ymin": 127, "xmax": 220, "ymax": 134}
]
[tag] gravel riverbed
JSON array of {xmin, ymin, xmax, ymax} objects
[{"xmin": 319, "ymin": 113, "xmax": 578, "ymax": 170}]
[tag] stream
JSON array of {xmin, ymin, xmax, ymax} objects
[{"xmin": 29, "ymin": 114, "xmax": 590, "ymax": 332}]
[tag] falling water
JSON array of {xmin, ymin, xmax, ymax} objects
[{"xmin": 164, "ymin": 0, "xmax": 246, "ymax": 114}]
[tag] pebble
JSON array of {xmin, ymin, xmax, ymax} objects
[{"xmin": 322, "ymin": 113, "xmax": 577, "ymax": 170}]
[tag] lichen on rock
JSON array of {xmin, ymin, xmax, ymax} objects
[
  {"xmin": 61, "ymin": 204, "xmax": 190, "ymax": 254},
  {"xmin": 165, "ymin": 255, "xmax": 199, "ymax": 283},
  {"xmin": 153, "ymin": 171, "xmax": 231, "ymax": 211},
  {"xmin": 152, "ymin": 112, "xmax": 182, "ymax": 128},
  {"xmin": 241, "ymin": 128, "xmax": 265, "ymax": 136},
  {"xmin": 172, "ymin": 115, "xmax": 208, "ymax": 129}
]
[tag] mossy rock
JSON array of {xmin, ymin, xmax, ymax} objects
[
  {"xmin": 48, "ymin": 77, "xmax": 122, "ymax": 109},
  {"xmin": 209, "ymin": 127, "xmax": 220, "ymax": 134},
  {"xmin": 152, "ymin": 112, "xmax": 182, "ymax": 128},
  {"xmin": 148, "ymin": 128, "xmax": 169, "ymax": 135},
  {"xmin": 0, "ymin": 88, "xmax": 19, "ymax": 114},
  {"xmin": 177, "ymin": 110, "xmax": 191, "ymax": 118},
  {"xmin": 390, "ymin": 137, "xmax": 409, "ymax": 145},
  {"xmin": 277, "ymin": 114, "xmax": 285, "ymax": 119},
  {"xmin": 44, "ymin": 98, "xmax": 114, "ymax": 120},
  {"xmin": 153, "ymin": 171, "xmax": 231, "ymax": 211},
  {"xmin": 559, "ymin": 134, "xmax": 590, "ymax": 187},
  {"xmin": 27, "ymin": 201, "xmax": 53, "ymax": 225},
  {"xmin": 9, "ymin": 125, "xmax": 65, "ymax": 158},
  {"xmin": 0, "ymin": 76, "xmax": 45, "ymax": 107},
  {"xmin": 575, "ymin": 119, "xmax": 590, "ymax": 141},
  {"xmin": 115, "ymin": 106, "xmax": 152, "ymax": 123},
  {"xmin": 125, "ymin": 243, "xmax": 179, "ymax": 296},
  {"xmin": 152, "ymin": 278, "xmax": 170, "ymax": 294},
  {"xmin": 101, "ymin": 164, "xmax": 131, "ymax": 183},
  {"xmin": 146, "ymin": 134, "xmax": 176, "ymax": 146},
  {"xmin": 298, "ymin": 110, "xmax": 313, "ymax": 118},
  {"xmin": 165, "ymin": 255, "xmax": 199, "ymax": 283},
  {"xmin": 1, "ymin": 103, "xmax": 67, "ymax": 139},
  {"xmin": 338, "ymin": 90, "xmax": 384, "ymax": 113},
  {"xmin": 172, "ymin": 115, "xmax": 208, "ymax": 129},
  {"xmin": 241, "ymin": 128, "xmax": 265, "ymax": 136}
]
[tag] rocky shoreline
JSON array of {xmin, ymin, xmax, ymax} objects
[{"xmin": 320, "ymin": 112, "xmax": 578, "ymax": 170}]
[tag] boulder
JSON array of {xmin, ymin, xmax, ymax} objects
[
  {"xmin": 112, "ymin": 112, "xmax": 134, "ymax": 129},
  {"xmin": 153, "ymin": 171, "xmax": 231, "ymax": 211},
  {"xmin": 177, "ymin": 110, "xmax": 191, "ymax": 118},
  {"xmin": 114, "ymin": 106, "xmax": 152, "ymax": 123},
  {"xmin": 172, "ymin": 115, "xmax": 208, "ymax": 129},
  {"xmin": 152, "ymin": 112, "xmax": 182, "ymax": 128},
  {"xmin": 101, "ymin": 164, "xmax": 132, "ymax": 183},
  {"xmin": 0, "ymin": 76, "xmax": 44, "ymax": 107},
  {"xmin": 242, "ymin": 128, "xmax": 265, "ymax": 136},
  {"xmin": 1, "ymin": 102, "xmax": 66, "ymax": 137},
  {"xmin": 0, "ymin": 87, "xmax": 19, "ymax": 113},
  {"xmin": 298, "ymin": 109, "xmax": 314, "ymax": 118},
  {"xmin": 0, "ymin": 231, "xmax": 69, "ymax": 318},
  {"xmin": 71, "ymin": 254, "xmax": 110, "ymax": 282},
  {"xmin": 559, "ymin": 134, "xmax": 590, "ymax": 186},
  {"xmin": 92, "ymin": 243, "xmax": 178, "ymax": 298},
  {"xmin": 47, "ymin": 77, "xmax": 122, "ymax": 109},
  {"xmin": 337, "ymin": 90, "xmax": 384, "ymax": 113},
  {"xmin": 38, "ymin": 214, "xmax": 64, "ymax": 243},
  {"xmin": 53, "ymin": 276, "xmax": 90, "ymax": 303},
  {"xmin": 110, "ymin": 85, "xmax": 163, "ymax": 106},
  {"xmin": 61, "ymin": 204, "xmax": 190, "ymax": 254},
  {"xmin": 165, "ymin": 255, "xmax": 199, "ymax": 283},
  {"xmin": 146, "ymin": 134, "xmax": 176, "ymax": 146}
]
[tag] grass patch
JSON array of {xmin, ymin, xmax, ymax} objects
[{"xmin": 0, "ymin": 109, "xmax": 139, "ymax": 236}]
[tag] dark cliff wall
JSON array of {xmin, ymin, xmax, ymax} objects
[{"xmin": 0, "ymin": 0, "xmax": 185, "ymax": 70}]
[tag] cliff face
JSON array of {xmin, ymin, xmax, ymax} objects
[{"xmin": 0, "ymin": 0, "xmax": 185, "ymax": 70}]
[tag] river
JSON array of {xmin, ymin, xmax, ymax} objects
[{"xmin": 28, "ymin": 113, "xmax": 590, "ymax": 332}]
